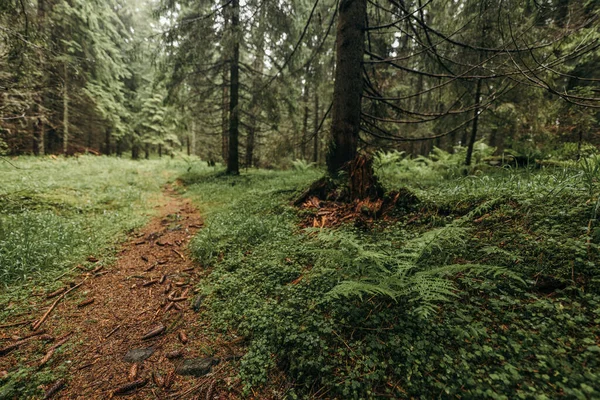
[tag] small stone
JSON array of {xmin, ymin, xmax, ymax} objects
[
  {"xmin": 123, "ymin": 347, "xmax": 155, "ymax": 363},
  {"xmin": 192, "ymin": 295, "xmax": 205, "ymax": 312},
  {"xmin": 175, "ymin": 358, "xmax": 220, "ymax": 377}
]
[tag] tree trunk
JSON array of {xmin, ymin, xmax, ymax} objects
[
  {"xmin": 313, "ymin": 90, "xmax": 320, "ymax": 164},
  {"xmin": 131, "ymin": 137, "xmax": 140, "ymax": 159},
  {"xmin": 326, "ymin": 0, "xmax": 367, "ymax": 175},
  {"xmin": 158, "ymin": 143, "xmax": 162, "ymax": 158},
  {"xmin": 301, "ymin": 82, "xmax": 310, "ymax": 159},
  {"xmin": 221, "ymin": 70, "xmax": 229, "ymax": 163},
  {"xmin": 144, "ymin": 143, "xmax": 150, "ymax": 159},
  {"xmin": 226, "ymin": 0, "xmax": 240, "ymax": 175},
  {"xmin": 465, "ymin": 77, "xmax": 483, "ymax": 166},
  {"xmin": 62, "ymin": 63, "xmax": 69, "ymax": 155},
  {"xmin": 190, "ymin": 120, "xmax": 196, "ymax": 156},
  {"xmin": 105, "ymin": 128, "xmax": 111, "ymax": 155},
  {"xmin": 35, "ymin": 0, "xmax": 46, "ymax": 156}
]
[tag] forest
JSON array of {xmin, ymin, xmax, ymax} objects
[{"xmin": 1, "ymin": 0, "xmax": 600, "ymax": 399}]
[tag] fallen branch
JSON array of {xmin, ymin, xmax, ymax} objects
[
  {"xmin": 105, "ymin": 325, "xmax": 121, "ymax": 339},
  {"xmin": 0, "ymin": 334, "xmax": 54, "ymax": 356},
  {"xmin": 0, "ymin": 319, "xmax": 35, "ymax": 329},
  {"xmin": 112, "ymin": 379, "xmax": 147, "ymax": 396},
  {"xmin": 13, "ymin": 329, "xmax": 46, "ymax": 341},
  {"xmin": 37, "ymin": 333, "xmax": 72, "ymax": 368},
  {"xmin": 172, "ymin": 249, "xmax": 185, "ymax": 260},
  {"xmin": 77, "ymin": 298, "xmax": 95, "ymax": 308},
  {"xmin": 165, "ymin": 350, "xmax": 182, "ymax": 359},
  {"xmin": 43, "ymin": 379, "xmax": 66, "ymax": 399},
  {"xmin": 142, "ymin": 324, "xmax": 165, "ymax": 340},
  {"xmin": 46, "ymin": 287, "xmax": 66, "ymax": 299},
  {"xmin": 32, "ymin": 281, "xmax": 85, "ymax": 331}
]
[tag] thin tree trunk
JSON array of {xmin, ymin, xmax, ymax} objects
[
  {"xmin": 326, "ymin": 0, "xmax": 367, "ymax": 174},
  {"xmin": 145, "ymin": 143, "xmax": 149, "ymax": 159},
  {"xmin": 35, "ymin": 0, "xmax": 46, "ymax": 156},
  {"xmin": 465, "ymin": 77, "xmax": 483, "ymax": 166},
  {"xmin": 190, "ymin": 120, "xmax": 196, "ymax": 156},
  {"xmin": 221, "ymin": 67, "xmax": 229, "ymax": 163},
  {"xmin": 226, "ymin": 0, "xmax": 240, "ymax": 175},
  {"xmin": 158, "ymin": 144, "xmax": 162, "ymax": 158},
  {"xmin": 313, "ymin": 90, "xmax": 320, "ymax": 164},
  {"xmin": 301, "ymin": 82, "xmax": 310, "ymax": 160},
  {"xmin": 105, "ymin": 128, "xmax": 111, "ymax": 155},
  {"xmin": 62, "ymin": 63, "xmax": 69, "ymax": 155}
]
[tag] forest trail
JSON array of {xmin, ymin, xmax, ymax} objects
[{"xmin": 1, "ymin": 186, "xmax": 241, "ymax": 399}]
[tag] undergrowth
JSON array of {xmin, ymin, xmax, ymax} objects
[
  {"xmin": 183, "ymin": 157, "xmax": 600, "ymax": 399},
  {"xmin": 0, "ymin": 155, "xmax": 194, "ymax": 398}
]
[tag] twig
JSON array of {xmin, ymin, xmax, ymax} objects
[
  {"xmin": 105, "ymin": 325, "xmax": 121, "ymax": 339},
  {"xmin": 43, "ymin": 379, "xmax": 66, "ymax": 399},
  {"xmin": 0, "ymin": 319, "xmax": 35, "ymax": 329},
  {"xmin": 172, "ymin": 249, "xmax": 185, "ymax": 260},
  {"xmin": 32, "ymin": 281, "xmax": 85, "ymax": 331},
  {"xmin": 38, "ymin": 333, "xmax": 72, "ymax": 368},
  {"xmin": 77, "ymin": 298, "xmax": 95, "ymax": 308},
  {"xmin": 142, "ymin": 324, "xmax": 165, "ymax": 340},
  {"xmin": 112, "ymin": 379, "xmax": 147, "ymax": 396}
]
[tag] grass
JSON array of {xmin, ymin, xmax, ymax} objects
[
  {"xmin": 0, "ymin": 155, "xmax": 195, "ymax": 397},
  {"xmin": 181, "ymin": 158, "xmax": 600, "ymax": 399}
]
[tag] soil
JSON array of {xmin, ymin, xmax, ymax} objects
[{"xmin": 0, "ymin": 186, "xmax": 244, "ymax": 399}]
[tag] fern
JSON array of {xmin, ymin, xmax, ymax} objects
[
  {"xmin": 325, "ymin": 222, "xmax": 523, "ymax": 317},
  {"xmin": 291, "ymin": 159, "xmax": 315, "ymax": 172}
]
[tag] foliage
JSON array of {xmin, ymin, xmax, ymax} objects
[{"xmin": 183, "ymin": 159, "xmax": 600, "ymax": 398}]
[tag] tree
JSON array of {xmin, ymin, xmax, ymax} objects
[{"xmin": 322, "ymin": 0, "xmax": 600, "ymax": 192}]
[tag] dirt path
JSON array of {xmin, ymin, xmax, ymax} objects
[{"xmin": 1, "ymin": 186, "xmax": 242, "ymax": 399}]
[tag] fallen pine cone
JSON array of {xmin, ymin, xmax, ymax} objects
[
  {"xmin": 151, "ymin": 371, "xmax": 164, "ymax": 388},
  {"xmin": 163, "ymin": 370, "xmax": 174, "ymax": 389},
  {"xmin": 77, "ymin": 298, "xmax": 95, "ymax": 308},
  {"xmin": 46, "ymin": 287, "xmax": 66, "ymax": 299},
  {"xmin": 129, "ymin": 364, "xmax": 139, "ymax": 381},
  {"xmin": 165, "ymin": 350, "xmax": 182, "ymax": 359},
  {"xmin": 178, "ymin": 331, "xmax": 188, "ymax": 344},
  {"xmin": 142, "ymin": 324, "xmax": 165, "ymax": 340},
  {"xmin": 112, "ymin": 379, "xmax": 147, "ymax": 396}
]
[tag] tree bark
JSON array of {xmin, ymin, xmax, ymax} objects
[
  {"xmin": 190, "ymin": 120, "xmax": 196, "ymax": 156},
  {"xmin": 313, "ymin": 89, "xmax": 320, "ymax": 164},
  {"xmin": 465, "ymin": 78, "xmax": 483, "ymax": 166},
  {"xmin": 35, "ymin": 0, "xmax": 46, "ymax": 156},
  {"xmin": 301, "ymin": 81, "xmax": 310, "ymax": 160},
  {"xmin": 105, "ymin": 128, "xmax": 111, "ymax": 155},
  {"xmin": 62, "ymin": 63, "xmax": 69, "ymax": 155},
  {"xmin": 226, "ymin": 0, "xmax": 240, "ymax": 175},
  {"xmin": 221, "ymin": 66, "xmax": 229, "ymax": 163},
  {"xmin": 326, "ymin": 0, "xmax": 367, "ymax": 175}
]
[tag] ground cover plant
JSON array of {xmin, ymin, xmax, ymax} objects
[
  {"xmin": 0, "ymin": 155, "xmax": 191, "ymax": 397},
  {"xmin": 183, "ymin": 154, "xmax": 600, "ymax": 399}
]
